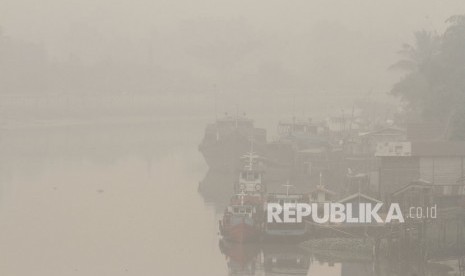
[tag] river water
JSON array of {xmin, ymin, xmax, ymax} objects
[{"xmin": 0, "ymin": 115, "xmax": 457, "ymax": 275}]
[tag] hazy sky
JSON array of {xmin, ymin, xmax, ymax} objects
[
  {"xmin": 0, "ymin": 0, "xmax": 464, "ymax": 99},
  {"xmin": 2, "ymin": 0, "xmax": 461, "ymax": 43}
]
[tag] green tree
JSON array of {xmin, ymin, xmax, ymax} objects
[
  {"xmin": 390, "ymin": 30, "xmax": 442, "ymax": 116},
  {"xmin": 442, "ymin": 15, "xmax": 465, "ymax": 139},
  {"xmin": 391, "ymin": 15, "xmax": 465, "ymax": 140}
]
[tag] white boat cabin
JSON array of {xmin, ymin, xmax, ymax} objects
[
  {"xmin": 238, "ymin": 170, "xmax": 263, "ymax": 193},
  {"xmin": 226, "ymin": 205, "xmax": 258, "ymax": 217}
]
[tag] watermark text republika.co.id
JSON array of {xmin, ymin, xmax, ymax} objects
[{"xmin": 267, "ymin": 203, "xmax": 438, "ymax": 224}]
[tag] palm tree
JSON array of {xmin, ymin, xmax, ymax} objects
[
  {"xmin": 389, "ymin": 31, "xmax": 441, "ymax": 115},
  {"xmin": 389, "ymin": 30, "xmax": 440, "ymax": 72}
]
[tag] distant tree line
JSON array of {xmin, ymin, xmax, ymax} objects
[{"xmin": 391, "ymin": 15, "xmax": 465, "ymax": 140}]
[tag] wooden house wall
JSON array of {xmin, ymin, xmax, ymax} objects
[
  {"xmin": 420, "ymin": 157, "xmax": 465, "ymax": 194},
  {"xmin": 379, "ymin": 156, "xmax": 420, "ymax": 196}
]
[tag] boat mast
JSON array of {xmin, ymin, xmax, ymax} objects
[
  {"xmin": 244, "ymin": 138, "xmax": 256, "ymax": 171},
  {"xmin": 283, "ymin": 181, "xmax": 294, "ymax": 197}
]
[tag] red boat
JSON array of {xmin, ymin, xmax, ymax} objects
[{"xmin": 219, "ymin": 193, "xmax": 264, "ymax": 243}]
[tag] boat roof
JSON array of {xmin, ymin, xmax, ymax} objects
[
  {"xmin": 391, "ymin": 179, "xmax": 434, "ymax": 197},
  {"xmin": 228, "ymin": 204, "xmax": 256, "ymax": 208},
  {"xmin": 338, "ymin": 192, "xmax": 381, "ymax": 204},
  {"xmin": 358, "ymin": 126, "xmax": 405, "ymax": 137},
  {"xmin": 278, "ymin": 118, "xmax": 320, "ymax": 126},
  {"xmin": 239, "ymin": 166, "xmax": 264, "ymax": 172},
  {"xmin": 267, "ymin": 193, "xmax": 306, "ymax": 199}
]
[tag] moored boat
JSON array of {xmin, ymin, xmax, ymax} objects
[
  {"xmin": 199, "ymin": 114, "xmax": 266, "ymax": 172},
  {"xmin": 219, "ymin": 193, "xmax": 264, "ymax": 243},
  {"xmin": 234, "ymin": 144, "xmax": 267, "ymax": 204},
  {"xmin": 264, "ymin": 184, "xmax": 310, "ymax": 242}
]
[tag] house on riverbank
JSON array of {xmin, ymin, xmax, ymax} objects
[{"xmin": 377, "ymin": 141, "xmax": 465, "ymax": 200}]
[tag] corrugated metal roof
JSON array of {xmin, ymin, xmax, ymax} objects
[{"xmin": 359, "ymin": 127, "xmax": 405, "ymax": 137}]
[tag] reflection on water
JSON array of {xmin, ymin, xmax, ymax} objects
[
  {"xmin": 0, "ymin": 118, "xmax": 463, "ymax": 275},
  {"xmin": 0, "ymin": 118, "xmax": 226, "ymax": 275},
  {"xmin": 200, "ymin": 167, "xmax": 465, "ymax": 276},
  {"xmin": 262, "ymin": 244, "xmax": 311, "ymax": 275},
  {"xmin": 217, "ymin": 239, "xmax": 465, "ymax": 276},
  {"xmin": 219, "ymin": 240, "xmax": 262, "ymax": 275},
  {"xmin": 198, "ymin": 169, "xmax": 235, "ymax": 215}
]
